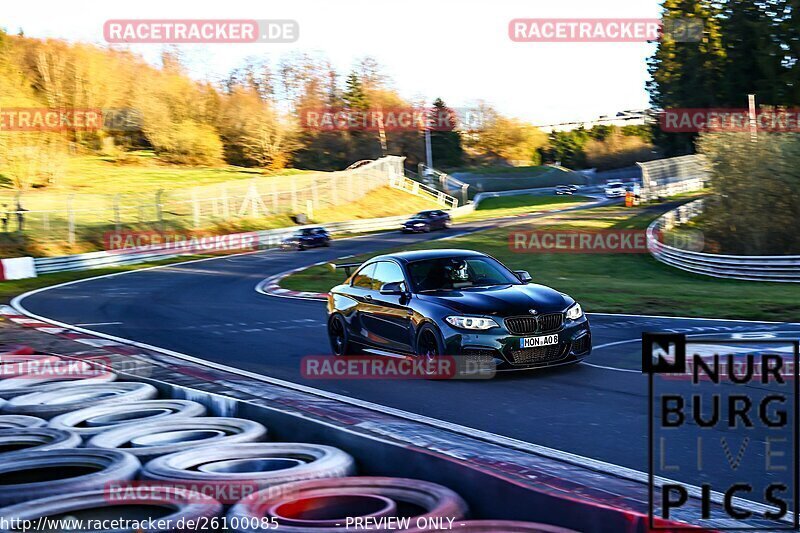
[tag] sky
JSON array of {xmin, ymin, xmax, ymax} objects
[{"xmin": 5, "ymin": 0, "xmax": 662, "ymax": 125}]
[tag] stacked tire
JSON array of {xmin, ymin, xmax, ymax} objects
[{"xmin": 0, "ymin": 352, "xmax": 574, "ymax": 531}]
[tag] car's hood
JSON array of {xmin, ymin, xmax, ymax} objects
[
  {"xmin": 417, "ymin": 283, "xmax": 571, "ymax": 316},
  {"xmin": 404, "ymin": 218, "xmax": 427, "ymax": 225}
]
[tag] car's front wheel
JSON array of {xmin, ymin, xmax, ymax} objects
[
  {"xmin": 328, "ymin": 314, "xmax": 353, "ymax": 356},
  {"xmin": 415, "ymin": 325, "xmax": 448, "ymax": 378},
  {"xmin": 416, "ymin": 324, "xmax": 444, "ymax": 360}
]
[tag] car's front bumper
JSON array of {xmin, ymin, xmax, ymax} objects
[
  {"xmin": 401, "ymin": 225, "xmax": 428, "ymax": 233},
  {"xmin": 440, "ymin": 315, "xmax": 592, "ymax": 371}
]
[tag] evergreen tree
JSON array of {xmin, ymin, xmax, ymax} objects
[
  {"xmin": 719, "ymin": 0, "xmax": 785, "ymax": 106},
  {"xmin": 647, "ymin": 0, "xmax": 726, "ymax": 155},
  {"xmin": 778, "ymin": 0, "xmax": 800, "ymax": 105},
  {"xmin": 428, "ymin": 98, "xmax": 463, "ymax": 167},
  {"xmin": 341, "ymin": 72, "xmax": 377, "ymax": 161},
  {"xmin": 342, "ymin": 72, "xmax": 369, "ymax": 111}
]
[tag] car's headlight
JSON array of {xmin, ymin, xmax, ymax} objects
[
  {"xmin": 566, "ymin": 303, "xmax": 583, "ymax": 320},
  {"xmin": 413, "ymin": 222, "xmax": 425, "ymax": 226},
  {"xmin": 445, "ymin": 316, "xmax": 499, "ymax": 330}
]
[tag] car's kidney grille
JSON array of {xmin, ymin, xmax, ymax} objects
[
  {"xmin": 538, "ymin": 313, "xmax": 564, "ymax": 333},
  {"xmin": 504, "ymin": 316, "xmax": 537, "ymax": 334},
  {"xmin": 510, "ymin": 344, "xmax": 565, "ymax": 365},
  {"xmin": 505, "ymin": 313, "xmax": 564, "ymax": 335}
]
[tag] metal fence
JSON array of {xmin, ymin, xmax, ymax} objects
[
  {"xmin": 416, "ymin": 164, "xmax": 470, "ymax": 205},
  {"xmin": 388, "ymin": 173, "xmax": 459, "ymax": 209},
  {"xmin": 638, "ymin": 155, "xmax": 709, "ymax": 201},
  {"xmin": 0, "ymin": 156, "xmax": 413, "ymax": 245},
  {"xmin": 647, "ymin": 199, "xmax": 800, "ymax": 282},
  {"xmin": 34, "ymin": 213, "xmax": 415, "ymax": 274}
]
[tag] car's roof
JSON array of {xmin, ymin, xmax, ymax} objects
[{"xmin": 370, "ymin": 249, "xmax": 487, "ymax": 263}]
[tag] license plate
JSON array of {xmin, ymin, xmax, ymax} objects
[{"xmin": 520, "ymin": 334, "xmax": 559, "ymax": 348}]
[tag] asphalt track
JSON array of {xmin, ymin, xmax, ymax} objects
[{"xmin": 14, "ymin": 204, "xmax": 800, "ymax": 508}]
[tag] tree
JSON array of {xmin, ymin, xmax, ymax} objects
[
  {"xmin": 719, "ymin": 0, "xmax": 785, "ymax": 106},
  {"xmin": 544, "ymin": 128, "xmax": 590, "ymax": 168},
  {"xmin": 647, "ymin": 0, "xmax": 726, "ymax": 155},
  {"xmin": 342, "ymin": 72, "xmax": 369, "ymax": 111},
  {"xmin": 584, "ymin": 129, "xmax": 659, "ymax": 170},
  {"xmin": 698, "ymin": 132, "xmax": 800, "ymax": 253},
  {"xmin": 428, "ymin": 98, "xmax": 463, "ymax": 167},
  {"xmin": 465, "ymin": 105, "xmax": 548, "ymax": 165},
  {"xmin": 218, "ymin": 86, "xmax": 298, "ymax": 169},
  {"xmin": 778, "ymin": 0, "xmax": 800, "ymax": 105}
]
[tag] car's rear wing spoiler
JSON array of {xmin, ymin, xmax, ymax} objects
[{"xmin": 328, "ymin": 262, "xmax": 362, "ymax": 277}]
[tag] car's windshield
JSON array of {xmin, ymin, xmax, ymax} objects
[
  {"xmin": 293, "ymin": 229, "xmax": 313, "ymax": 236},
  {"xmin": 407, "ymin": 256, "xmax": 521, "ymax": 292},
  {"xmin": 414, "ymin": 212, "xmax": 432, "ymax": 218}
]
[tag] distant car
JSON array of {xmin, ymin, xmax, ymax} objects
[
  {"xmin": 401, "ymin": 210, "xmax": 452, "ymax": 233},
  {"xmin": 326, "ymin": 249, "xmax": 591, "ymax": 370},
  {"xmin": 604, "ymin": 182, "xmax": 627, "ymax": 198},
  {"xmin": 555, "ymin": 184, "xmax": 580, "ymax": 195},
  {"xmin": 281, "ymin": 227, "xmax": 331, "ymax": 250}
]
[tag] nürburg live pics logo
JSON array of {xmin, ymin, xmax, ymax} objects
[{"xmin": 643, "ymin": 332, "xmax": 799, "ymax": 530}]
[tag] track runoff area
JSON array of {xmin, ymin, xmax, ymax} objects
[{"xmin": 13, "ymin": 202, "xmax": 800, "ymax": 530}]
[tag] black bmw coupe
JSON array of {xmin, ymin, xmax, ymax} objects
[{"xmin": 326, "ymin": 249, "xmax": 591, "ymax": 370}]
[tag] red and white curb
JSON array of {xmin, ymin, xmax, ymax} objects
[
  {"xmin": 0, "ymin": 305, "xmax": 145, "ymax": 357},
  {"xmin": 255, "ymin": 261, "xmax": 329, "ymax": 301}
]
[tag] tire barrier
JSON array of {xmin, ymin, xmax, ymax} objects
[
  {"xmin": 0, "ymin": 364, "xmax": 116, "ymax": 399},
  {"xmin": 0, "ymin": 449, "xmax": 140, "ymax": 506},
  {"xmin": 0, "ymin": 428, "xmax": 81, "ymax": 458},
  {"xmin": 142, "ymin": 443, "xmax": 356, "ymax": 492},
  {"xmin": 0, "ymin": 345, "xmax": 604, "ymax": 529},
  {"xmin": 227, "ymin": 477, "xmax": 468, "ymax": 532},
  {"xmin": 48, "ymin": 399, "xmax": 206, "ymax": 440},
  {"xmin": 407, "ymin": 521, "xmax": 579, "ymax": 532},
  {"xmin": 1, "ymin": 382, "xmax": 158, "ymax": 419},
  {"xmin": 0, "ymin": 415, "xmax": 46, "ymax": 429},
  {"xmin": 0, "ymin": 487, "xmax": 222, "ymax": 533},
  {"xmin": 0, "ymin": 354, "xmax": 62, "ymax": 378},
  {"xmin": 87, "ymin": 417, "xmax": 268, "ymax": 460}
]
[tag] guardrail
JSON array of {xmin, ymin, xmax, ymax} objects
[
  {"xmin": 647, "ymin": 199, "xmax": 800, "ymax": 282},
  {"xmin": 34, "ymin": 215, "xmax": 413, "ymax": 275},
  {"xmin": 471, "ymin": 185, "xmax": 604, "ymax": 207},
  {"xmin": 417, "ymin": 164, "xmax": 470, "ymax": 205},
  {"xmin": 388, "ymin": 174, "xmax": 459, "ymax": 209}
]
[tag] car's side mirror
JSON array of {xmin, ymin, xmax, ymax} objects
[
  {"xmin": 514, "ymin": 270, "xmax": 533, "ymax": 283},
  {"xmin": 380, "ymin": 281, "xmax": 407, "ymax": 295}
]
